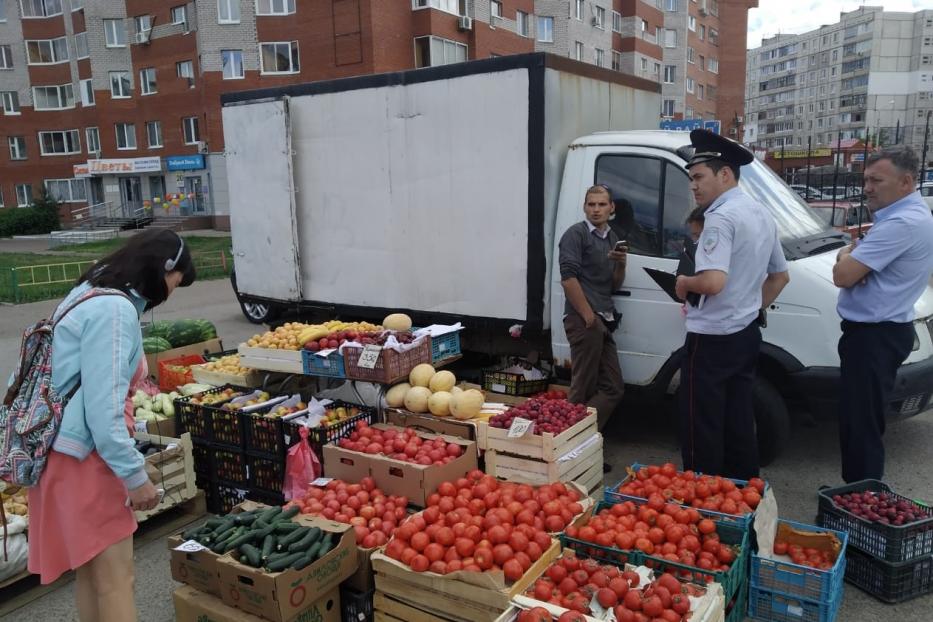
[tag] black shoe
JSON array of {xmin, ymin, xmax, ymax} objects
[{"xmin": 603, "ymin": 462, "xmax": 612, "ymax": 474}]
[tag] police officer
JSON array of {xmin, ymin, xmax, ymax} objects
[
  {"xmin": 674, "ymin": 130, "xmax": 790, "ymax": 480},
  {"xmin": 833, "ymin": 145, "xmax": 933, "ymax": 483}
]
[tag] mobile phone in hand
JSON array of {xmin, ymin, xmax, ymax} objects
[{"xmin": 614, "ymin": 240, "xmax": 628, "ymax": 252}]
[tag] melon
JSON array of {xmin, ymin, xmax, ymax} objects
[
  {"xmin": 409, "ymin": 363, "xmax": 436, "ymax": 388},
  {"xmin": 383, "ymin": 313, "xmax": 413, "ymax": 332},
  {"xmin": 385, "ymin": 383, "xmax": 411, "ymax": 408},
  {"xmin": 449, "ymin": 386, "xmax": 463, "ymax": 395},
  {"xmin": 428, "ymin": 391, "xmax": 452, "ymax": 417},
  {"xmin": 404, "ymin": 386, "xmax": 433, "ymax": 413},
  {"xmin": 450, "ymin": 389, "xmax": 484, "ymax": 420},
  {"xmin": 428, "ymin": 370, "xmax": 456, "ymax": 393}
]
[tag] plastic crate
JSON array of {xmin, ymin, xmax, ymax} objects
[
  {"xmin": 748, "ymin": 584, "xmax": 841, "ymax": 622},
  {"xmin": 429, "ymin": 331, "xmax": 461, "ymax": 363},
  {"xmin": 207, "ymin": 481, "xmax": 248, "ymax": 514},
  {"xmin": 727, "ymin": 579, "xmax": 749, "ymax": 622},
  {"xmin": 561, "ymin": 501, "xmax": 751, "ymax": 603},
  {"xmin": 191, "ymin": 442, "xmax": 211, "ymax": 478},
  {"xmin": 817, "ymin": 479, "xmax": 933, "ymax": 562},
  {"xmin": 176, "ymin": 385, "xmax": 249, "ymax": 446},
  {"xmin": 302, "ymin": 349, "xmax": 346, "ymax": 378},
  {"xmin": 342, "ymin": 336, "xmax": 433, "ymax": 384},
  {"xmin": 482, "ymin": 365, "xmax": 549, "ymax": 396},
  {"xmin": 605, "ymin": 462, "xmax": 767, "ymax": 527},
  {"xmin": 210, "ymin": 445, "xmax": 248, "ymax": 486},
  {"xmin": 247, "ymin": 454, "xmax": 285, "ymax": 494},
  {"xmin": 243, "ymin": 401, "xmax": 374, "ymax": 461},
  {"xmin": 844, "ymin": 546, "xmax": 933, "ymax": 604},
  {"xmin": 340, "ymin": 586, "xmax": 374, "ymax": 622},
  {"xmin": 158, "ymin": 354, "xmax": 206, "ymax": 392},
  {"xmin": 750, "ymin": 519, "xmax": 848, "ymax": 603},
  {"xmin": 246, "ymin": 487, "xmax": 285, "ymax": 507},
  {"xmin": 298, "ymin": 403, "xmax": 375, "ymax": 461}
]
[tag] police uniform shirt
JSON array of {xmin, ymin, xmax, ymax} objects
[
  {"xmin": 686, "ymin": 186, "xmax": 788, "ymax": 335},
  {"xmin": 837, "ymin": 191, "xmax": 933, "ymax": 324}
]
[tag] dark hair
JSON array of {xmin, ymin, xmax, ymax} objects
[
  {"xmin": 866, "ymin": 145, "xmax": 919, "ymax": 180},
  {"xmin": 686, "ymin": 206, "xmax": 706, "ymax": 225},
  {"xmin": 78, "ymin": 228, "xmax": 196, "ymax": 309},
  {"xmin": 585, "ymin": 184, "xmax": 613, "ymax": 200},
  {"xmin": 704, "ymin": 159, "xmax": 741, "ymax": 181}
]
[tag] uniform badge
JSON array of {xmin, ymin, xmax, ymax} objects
[{"xmin": 702, "ymin": 228, "xmax": 720, "ymax": 254}]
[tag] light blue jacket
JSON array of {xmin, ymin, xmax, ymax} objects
[{"xmin": 49, "ymin": 282, "xmax": 149, "ymax": 490}]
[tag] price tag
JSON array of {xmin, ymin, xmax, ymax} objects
[
  {"xmin": 787, "ymin": 605, "xmax": 804, "ymax": 617},
  {"xmin": 134, "ymin": 420, "xmax": 148, "ymax": 433},
  {"xmin": 310, "ymin": 477, "xmax": 333, "ymax": 487},
  {"xmin": 357, "ymin": 345, "xmax": 382, "ymax": 369},
  {"xmin": 589, "ymin": 594, "xmax": 609, "ymax": 618},
  {"xmin": 508, "ymin": 417, "xmax": 534, "ymax": 438},
  {"xmin": 174, "ymin": 539, "xmax": 208, "ymax": 553}
]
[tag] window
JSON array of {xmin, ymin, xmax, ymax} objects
[
  {"xmin": 26, "ymin": 37, "xmax": 69, "ymax": 64},
  {"xmin": 134, "ymin": 14, "xmax": 151, "ymax": 34},
  {"xmin": 146, "ymin": 121, "xmax": 162, "ymax": 148},
  {"xmin": 9, "ymin": 136, "xmax": 26, "ymax": 160},
  {"xmin": 641, "ymin": 19, "xmax": 647, "ymax": 32},
  {"xmin": 45, "ymin": 178, "xmax": 86, "ymax": 203},
  {"xmin": 139, "ymin": 68, "xmax": 157, "ymax": 95},
  {"xmin": 699, "ymin": 24, "xmax": 705, "ymax": 40},
  {"xmin": 687, "ymin": 47, "xmax": 695, "ymax": 63},
  {"xmin": 183, "ymin": 117, "xmax": 200, "ymax": 144},
  {"xmin": 2, "ymin": 91, "xmax": 20, "ymax": 114},
  {"xmin": 104, "ymin": 19, "xmax": 126, "ymax": 47},
  {"xmin": 664, "ymin": 29, "xmax": 677, "ymax": 48},
  {"xmin": 0, "ymin": 45, "xmax": 13, "ymax": 69},
  {"xmin": 597, "ymin": 156, "xmax": 693, "ymax": 258},
  {"xmin": 708, "ymin": 58, "xmax": 718, "ymax": 73},
  {"xmin": 219, "ymin": 0, "xmax": 240, "ymax": 23},
  {"xmin": 574, "ymin": 0, "xmax": 584, "ymax": 20},
  {"xmin": 20, "ymin": 0, "xmax": 62, "ymax": 18},
  {"xmin": 80, "ymin": 78, "xmax": 94, "ymax": 106},
  {"xmin": 412, "ymin": 0, "xmax": 460, "ymax": 13},
  {"xmin": 698, "ymin": 54, "xmax": 705, "ymax": 70},
  {"xmin": 697, "ymin": 84, "xmax": 704, "ymax": 100},
  {"xmin": 74, "ymin": 31, "xmax": 88, "ymax": 58},
  {"xmin": 665, "ymin": 0, "xmax": 676, "ymax": 10},
  {"xmin": 171, "ymin": 5, "xmax": 186, "ymax": 25},
  {"xmin": 662, "ymin": 99, "xmax": 675, "ymax": 116},
  {"xmin": 110, "ymin": 71, "xmax": 131, "ymax": 98},
  {"xmin": 33, "ymin": 84, "xmax": 75, "ymax": 110},
  {"xmin": 685, "ymin": 106, "xmax": 694, "ymax": 118},
  {"xmin": 641, "ymin": 57, "xmax": 648, "ymax": 72},
  {"xmin": 257, "ymin": 0, "xmax": 295, "ymax": 15},
  {"xmin": 688, "ymin": 15, "xmax": 696, "ymax": 31},
  {"xmin": 177, "ymin": 60, "xmax": 195, "ymax": 86},
  {"xmin": 595, "ymin": 48, "xmax": 604, "ymax": 67},
  {"xmin": 612, "ymin": 50, "xmax": 622, "ymax": 71},
  {"xmin": 222, "ymin": 50, "xmax": 244, "ymax": 79},
  {"xmin": 71, "ymin": 0, "xmax": 83, "ymax": 9},
  {"xmin": 414, "ymin": 36, "xmax": 467, "ymax": 67},
  {"xmin": 38, "ymin": 130, "xmax": 80, "ymax": 155},
  {"xmin": 516, "ymin": 11, "xmax": 530, "ymax": 37},
  {"xmin": 612, "ymin": 11, "xmax": 622, "ymax": 33},
  {"xmin": 85, "ymin": 127, "xmax": 100, "ymax": 154},
  {"xmin": 260, "ymin": 42, "xmax": 300, "ymax": 74},
  {"xmin": 594, "ymin": 6, "xmax": 605, "ymax": 29},
  {"xmin": 575, "ymin": 41, "xmax": 584, "ymax": 61},
  {"xmin": 709, "ymin": 28, "xmax": 718, "ymax": 45},
  {"xmin": 16, "ymin": 184, "xmax": 32, "ymax": 207},
  {"xmin": 115, "ymin": 123, "xmax": 136, "ymax": 150},
  {"xmin": 536, "ymin": 16, "xmax": 553, "ymax": 42},
  {"xmin": 686, "ymin": 77, "xmax": 695, "ymax": 93},
  {"xmin": 663, "ymin": 65, "xmax": 676, "ymax": 83}
]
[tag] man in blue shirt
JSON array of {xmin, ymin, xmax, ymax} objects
[{"xmin": 833, "ymin": 145, "xmax": 933, "ymax": 483}]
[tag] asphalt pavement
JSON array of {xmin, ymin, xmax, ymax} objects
[{"xmin": 1, "ymin": 277, "xmax": 931, "ymax": 621}]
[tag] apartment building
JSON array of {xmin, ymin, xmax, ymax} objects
[
  {"xmin": 745, "ymin": 6, "xmax": 933, "ymax": 158},
  {"xmin": 0, "ymin": 0, "xmax": 534, "ymax": 226}
]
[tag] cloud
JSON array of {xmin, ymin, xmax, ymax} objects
[{"xmin": 747, "ymin": 0, "xmax": 933, "ymax": 49}]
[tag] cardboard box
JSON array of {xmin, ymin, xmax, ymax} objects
[
  {"xmin": 173, "ymin": 584, "xmax": 340, "ymax": 622},
  {"xmin": 384, "ymin": 408, "xmax": 482, "ymax": 451},
  {"xmin": 216, "ymin": 516, "xmax": 357, "ymax": 622},
  {"xmin": 345, "ymin": 545, "xmax": 378, "ymax": 593},
  {"xmin": 147, "ymin": 338, "xmax": 225, "ymax": 382},
  {"xmin": 322, "ymin": 424, "xmax": 478, "ymax": 507}
]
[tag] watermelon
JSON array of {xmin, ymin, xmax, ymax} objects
[
  {"xmin": 190, "ymin": 319, "xmax": 217, "ymax": 341},
  {"xmin": 142, "ymin": 336, "xmax": 173, "ymax": 354},
  {"xmin": 143, "ymin": 320, "xmax": 174, "ymax": 340},
  {"xmin": 143, "ymin": 319, "xmax": 218, "ymax": 348}
]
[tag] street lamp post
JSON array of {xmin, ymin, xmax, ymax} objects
[{"xmin": 921, "ymin": 111, "xmax": 932, "ymax": 185}]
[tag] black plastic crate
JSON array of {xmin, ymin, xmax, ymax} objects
[
  {"xmin": 482, "ymin": 365, "xmax": 549, "ymax": 396},
  {"xmin": 247, "ymin": 454, "xmax": 286, "ymax": 494},
  {"xmin": 191, "ymin": 442, "xmax": 211, "ymax": 478},
  {"xmin": 817, "ymin": 479, "xmax": 933, "ymax": 562},
  {"xmin": 210, "ymin": 446, "xmax": 248, "ymax": 486},
  {"xmin": 844, "ymin": 546, "xmax": 933, "ymax": 604},
  {"xmin": 176, "ymin": 384, "xmax": 250, "ymax": 447},
  {"xmin": 340, "ymin": 586, "xmax": 374, "ymax": 622},
  {"xmin": 302, "ymin": 403, "xmax": 375, "ymax": 458},
  {"xmin": 243, "ymin": 401, "xmax": 374, "ymax": 461},
  {"xmin": 246, "ymin": 487, "xmax": 284, "ymax": 507},
  {"xmin": 207, "ymin": 481, "xmax": 248, "ymax": 514}
]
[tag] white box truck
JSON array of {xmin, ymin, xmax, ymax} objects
[{"xmin": 222, "ymin": 54, "xmax": 933, "ymax": 464}]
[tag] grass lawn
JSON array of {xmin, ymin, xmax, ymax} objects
[{"xmin": 0, "ymin": 236, "xmax": 233, "ymax": 304}]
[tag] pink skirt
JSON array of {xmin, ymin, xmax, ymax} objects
[{"xmin": 27, "ymin": 450, "xmax": 137, "ymax": 584}]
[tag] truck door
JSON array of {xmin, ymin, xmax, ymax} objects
[{"xmin": 222, "ymin": 98, "xmax": 302, "ymax": 301}]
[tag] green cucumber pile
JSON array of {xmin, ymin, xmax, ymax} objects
[{"xmin": 181, "ymin": 506, "xmax": 338, "ymax": 572}]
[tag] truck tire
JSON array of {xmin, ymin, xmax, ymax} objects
[
  {"xmin": 230, "ymin": 270, "xmax": 280, "ymax": 324},
  {"xmin": 754, "ymin": 377, "xmax": 791, "ymax": 467}
]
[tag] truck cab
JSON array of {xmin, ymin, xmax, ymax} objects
[{"xmin": 550, "ymin": 131, "xmax": 933, "ymax": 464}]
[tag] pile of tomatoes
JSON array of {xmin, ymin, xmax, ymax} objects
[
  {"xmin": 385, "ymin": 471, "xmax": 586, "ymax": 576},
  {"xmin": 614, "ymin": 463, "xmax": 765, "ymax": 516},
  {"xmin": 284, "ymin": 477, "xmax": 408, "ymax": 548},
  {"xmin": 773, "ymin": 538, "xmax": 836, "ymax": 570},
  {"xmin": 337, "ymin": 422, "xmax": 465, "ymax": 466},
  {"xmin": 565, "ymin": 500, "xmax": 739, "ymax": 580}
]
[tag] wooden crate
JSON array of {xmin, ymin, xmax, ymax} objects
[
  {"xmin": 237, "ymin": 344, "xmax": 304, "ymax": 374},
  {"xmin": 481, "ymin": 408, "xmax": 597, "ymax": 461},
  {"xmin": 372, "ymin": 539, "xmax": 560, "ymax": 622},
  {"xmin": 384, "ymin": 408, "xmax": 484, "ymax": 453},
  {"xmin": 134, "ymin": 432, "xmax": 198, "ymax": 523},
  {"xmin": 484, "ymin": 433, "xmax": 603, "ymax": 489},
  {"xmin": 191, "ymin": 364, "xmax": 263, "ymax": 388}
]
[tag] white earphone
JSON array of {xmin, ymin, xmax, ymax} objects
[{"xmin": 165, "ymin": 236, "xmax": 184, "ymax": 272}]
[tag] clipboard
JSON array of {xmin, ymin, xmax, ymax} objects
[{"xmin": 644, "ymin": 268, "xmax": 683, "ymax": 303}]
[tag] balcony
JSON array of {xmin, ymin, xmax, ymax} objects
[{"xmin": 641, "ymin": 30, "xmax": 658, "ymax": 45}]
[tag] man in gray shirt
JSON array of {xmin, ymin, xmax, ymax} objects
[{"xmin": 559, "ymin": 184, "xmax": 628, "ymax": 435}]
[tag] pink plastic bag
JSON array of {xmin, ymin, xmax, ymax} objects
[{"xmin": 283, "ymin": 427, "xmax": 322, "ymax": 501}]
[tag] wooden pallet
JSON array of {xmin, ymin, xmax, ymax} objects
[
  {"xmin": 481, "ymin": 408, "xmax": 597, "ymax": 461},
  {"xmin": 484, "ymin": 433, "xmax": 603, "ymax": 488},
  {"xmin": 134, "ymin": 431, "xmax": 198, "ymax": 523}
]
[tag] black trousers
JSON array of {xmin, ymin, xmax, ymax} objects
[
  {"xmin": 679, "ymin": 321, "xmax": 761, "ymax": 480},
  {"xmin": 838, "ymin": 320, "xmax": 914, "ymax": 483}
]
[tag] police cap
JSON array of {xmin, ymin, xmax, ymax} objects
[{"xmin": 685, "ymin": 128, "xmax": 754, "ymax": 170}]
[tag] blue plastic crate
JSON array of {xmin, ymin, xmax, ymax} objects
[
  {"xmin": 748, "ymin": 584, "xmax": 842, "ymax": 622},
  {"xmin": 430, "ymin": 331, "xmax": 461, "ymax": 362},
  {"xmin": 301, "ymin": 349, "xmax": 346, "ymax": 378},
  {"xmin": 751, "ymin": 519, "xmax": 848, "ymax": 604}
]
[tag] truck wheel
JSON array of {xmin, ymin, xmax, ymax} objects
[
  {"xmin": 754, "ymin": 377, "xmax": 791, "ymax": 466},
  {"xmin": 239, "ymin": 299, "xmax": 279, "ymax": 324}
]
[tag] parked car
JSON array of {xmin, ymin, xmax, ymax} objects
[
  {"xmin": 789, "ymin": 184, "xmax": 826, "ymax": 201},
  {"xmin": 919, "ymin": 182, "xmax": 933, "ymax": 214}
]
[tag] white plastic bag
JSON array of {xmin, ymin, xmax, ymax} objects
[{"xmin": 0, "ymin": 514, "xmax": 28, "ymax": 582}]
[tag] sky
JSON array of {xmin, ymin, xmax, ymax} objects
[{"xmin": 747, "ymin": 0, "xmax": 933, "ymax": 49}]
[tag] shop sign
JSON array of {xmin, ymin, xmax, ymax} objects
[
  {"xmin": 771, "ymin": 148, "xmax": 832, "ymax": 159},
  {"xmin": 165, "ymin": 154, "xmax": 205, "ymax": 171},
  {"xmin": 73, "ymin": 163, "xmax": 90, "ymax": 178},
  {"xmin": 87, "ymin": 157, "xmax": 162, "ymax": 174}
]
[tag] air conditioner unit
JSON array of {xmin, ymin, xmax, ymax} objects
[
  {"xmin": 196, "ymin": 141, "xmax": 208, "ymax": 154},
  {"xmin": 134, "ymin": 30, "xmax": 152, "ymax": 45},
  {"xmin": 698, "ymin": 0, "xmax": 708, "ymax": 16},
  {"xmin": 457, "ymin": 15, "xmax": 472, "ymax": 31}
]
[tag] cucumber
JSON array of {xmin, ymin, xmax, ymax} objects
[
  {"xmin": 288, "ymin": 527, "xmax": 322, "ymax": 553},
  {"xmin": 305, "ymin": 541, "xmax": 322, "ymax": 561},
  {"xmin": 258, "ymin": 507, "xmax": 282, "ymax": 523},
  {"xmin": 234, "ymin": 513, "xmax": 258, "ymax": 526},
  {"xmin": 224, "ymin": 531, "xmax": 257, "ymax": 553},
  {"xmin": 316, "ymin": 533, "xmax": 335, "ymax": 558},
  {"xmin": 253, "ymin": 523, "xmax": 277, "ymax": 541},
  {"xmin": 183, "ymin": 525, "xmax": 209, "ymax": 540},
  {"xmin": 292, "ymin": 549, "xmax": 316, "ymax": 570},
  {"xmin": 261, "ymin": 535, "xmax": 276, "ymax": 561},
  {"xmin": 276, "ymin": 506, "xmax": 300, "ymax": 522},
  {"xmin": 277, "ymin": 526, "xmax": 309, "ymax": 551},
  {"xmin": 275, "ymin": 522, "xmax": 301, "ymax": 534},
  {"xmin": 240, "ymin": 543, "xmax": 262, "ymax": 568},
  {"xmin": 266, "ymin": 551, "xmax": 305, "ymax": 572},
  {"xmin": 204, "ymin": 517, "xmax": 225, "ymax": 529}
]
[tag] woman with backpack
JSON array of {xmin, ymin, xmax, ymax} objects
[{"xmin": 27, "ymin": 228, "xmax": 195, "ymax": 621}]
